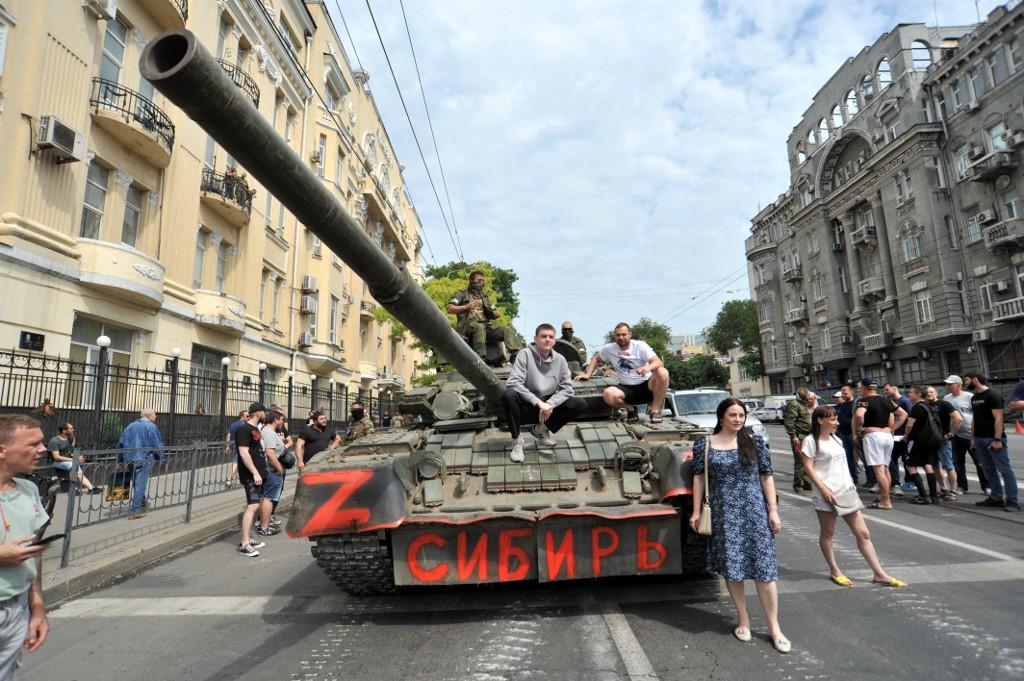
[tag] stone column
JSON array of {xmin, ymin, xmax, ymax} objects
[
  {"xmin": 844, "ymin": 211, "xmax": 863, "ymax": 316},
  {"xmin": 871, "ymin": 197, "xmax": 898, "ymax": 301}
]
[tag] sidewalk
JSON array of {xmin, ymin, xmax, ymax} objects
[{"xmin": 40, "ymin": 477, "xmax": 297, "ymax": 606}]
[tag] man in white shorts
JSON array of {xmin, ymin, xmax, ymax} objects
[{"xmin": 852, "ymin": 377, "xmax": 906, "ymax": 510}]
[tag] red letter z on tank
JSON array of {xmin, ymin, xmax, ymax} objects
[{"xmin": 299, "ymin": 470, "xmax": 373, "ymax": 535}]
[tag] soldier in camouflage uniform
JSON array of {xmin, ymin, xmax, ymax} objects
[
  {"xmin": 560, "ymin": 321, "xmax": 587, "ymax": 363},
  {"xmin": 346, "ymin": 401, "xmax": 376, "ymax": 442},
  {"xmin": 446, "ymin": 270, "xmax": 520, "ymax": 362}
]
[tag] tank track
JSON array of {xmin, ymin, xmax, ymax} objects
[
  {"xmin": 311, "ymin": 530, "xmax": 397, "ymax": 595},
  {"xmin": 679, "ymin": 536, "xmax": 709, "ymax": 576}
]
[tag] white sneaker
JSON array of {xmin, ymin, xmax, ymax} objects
[
  {"xmin": 510, "ymin": 437, "xmax": 525, "ymax": 463},
  {"xmin": 239, "ymin": 543, "xmax": 260, "ymax": 557},
  {"xmin": 891, "ymin": 486, "xmax": 904, "ymax": 496},
  {"xmin": 530, "ymin": 424, "xmax": 556, "ymax": 448}
]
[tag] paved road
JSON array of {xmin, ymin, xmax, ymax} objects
[{"xmin": 23, "ymin": 425, "xmax": 1024, "ymax": 681}]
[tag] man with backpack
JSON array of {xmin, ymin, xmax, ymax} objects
[{"xmin": 904, "ymin": 386, "xmax": 942, "ymax": 504}]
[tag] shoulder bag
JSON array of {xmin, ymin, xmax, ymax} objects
[{"xmin": 697, "ymin": 441, "xmax": 713, "ymax": 535}]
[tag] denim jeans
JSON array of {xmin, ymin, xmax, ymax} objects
[
  {"xmin": 0, "ymin": 592, "xmax": 28, "ymax": 680},
  {"xmin": 974, "ymin": 437, "xmax": 1018, "ymax": 504},
  {"xmin": 952, "ymin": 436, "xmax": 988, "ymax": 492},
  {"xmin": 124, "ymin": 455, "xmax": 154, "ymax": 514},
  {"xmin": 840, "ymin": 433, "xmax": 858, "ymax": 484}
]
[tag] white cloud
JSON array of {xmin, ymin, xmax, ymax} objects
[{"xmin": 332, "ymin": 0, "xmax": 1004, "ymax": 352}]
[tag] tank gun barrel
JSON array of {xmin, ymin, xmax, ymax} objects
[{"xmin": 140, "ymin": 30, "xmax": 503, "ymax": 411}]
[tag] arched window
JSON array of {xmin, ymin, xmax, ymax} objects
[
  {"xmin": 807, "ymin": 130, "xmax": 816, "ymax": 147},
  {"xmin": 877, "ymin": 57, "xmax": 892, "ymax": 88},
  {"xmin": 830, "ymin": 104, "xmax": 843, "ymax": 128},
  {"xmin": 899, "ymin": 224, "xmax": 925, "ymax": 262},
  {"xmin": 817, "ymin": 118, "xmax": 830, "ymax": 142},
  {"xmin": 911, "ymin": 41, "xmax": 931, "ymax": 70},
  {"xmin": 797, "ymin": 148, "xmax": 807, "ymax": 164},
  {"xmin": 861, "ymin": 73, "xmax": 875, "ymax": 101},
  {"xmin": 845, "ymin": 89, "xmax": 859, "ymax": 117}
]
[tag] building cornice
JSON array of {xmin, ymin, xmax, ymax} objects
[{"xmin": 223, "ymin": 0, "xmax": 313, "ymax": 106}]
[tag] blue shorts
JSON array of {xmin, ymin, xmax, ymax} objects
[
  {"xmin": 262, "ymin": 472, "xmax": 284, "ymax": 502},
  {"xmin": 938, "ymin": 440, "xmax": 954, "ymax": 470},
  {"xmin": 53, "ymin": 460, "xmax": 73, "ymax": 471}
]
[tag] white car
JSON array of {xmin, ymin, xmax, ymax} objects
[{"xmin": 669, "ymin": 389, "xmax": 771, "ymax": 447}]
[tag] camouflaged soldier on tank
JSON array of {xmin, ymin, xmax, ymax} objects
[
  {"xmin": 560, "ymin": 321, "xmax": 587, "ymax": 363},
  {"xmin": 346, "ymin": 402, "xmax": 376, "ymax": 442},
  {"xmin": 446, "ymin": 270, "xmax": 520, "ymax": 363}
]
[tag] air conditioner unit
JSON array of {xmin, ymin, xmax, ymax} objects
[
  {"xmin": 832, "ymin": 242, "xmax": 844, "ymax": 252},
  {"xmin": 84, "ymin": 0, "xmax": 117, "ymax": 20},
  {"xmin": 813, "ymin": 364, "xmax": 824, "ymax": 372},
  {"xmin": 1001, "ymin": 130, "xmax": 1024, "ymax": 147},
  {"xmin": 918, "ymin": 349, "xmax": 931, "ymax": 360},
  {"xmin": 300, "ymin": 275, "xmax": 318, "ymax": 292},
  {"xmin": 298, "ymin": 332, "xmax": 314, "ymax": 347},
  {"xmin": 883, "ymin": 360, "xmax": 895, "ymax": 369},
  {"xmin": 995, "ymin": 280, "xmax": 1011, "ymax": 293},
  {"xmin": 968, "ymin": 143, "xmax": 986, "ymax": 160},
  {"xmin": 976, "ymin": 209, "xmax": 997, "ymax": 225},
  {"xmin": 310, "ymin": 149, "xmax": 323, "ymax": 164},
  {"xmin": 972, "ymin": 329, "xmax": 991, "ymax": 342},
  {"xmin": 840, "ymin": 335, "xmax": 852, "ymax": 344},
  {"xmin": 37, "ymin": 116, "xmax": 84, "ymax": 163},
  {"xmin": 311, "ymin": 243, "xmax": 322, "ymax": 257},
  {"xmin": 299, "ymin": 295, "xmax": 315, "ymax": 314},
  {"xmin": 966, "ymin": 100, "xmax": 981, "ymax": 113}
]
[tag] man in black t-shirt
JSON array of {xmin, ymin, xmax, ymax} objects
[
  {"xmin": 926, "ymin": 385, "xmax": 961, "ymax": 498},
  {"xmin": 295, "ymin": 410, "xmax": 341, "ymax": 471},
  {"xmin": 236, "ymin": 402, "xmax": 270, "ymax": 556},
  {"xmin": 964, "ymin": 373, "xmax": 1019, "ymax": 511},
  {"xmin": 904, "ymin": 386, "xmax": 941, "ymax": 503},
  {"xmin": 852, "ymin": 377, "xmax": 906, "ymax": 510}
]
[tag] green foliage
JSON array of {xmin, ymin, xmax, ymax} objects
[
  {"xmin": 667, "ymin": 354, "xmax": 730, "ymax": 390},
  {"xmin": 704, "ymin": 299, "xmax": 764, "ymax": 380},
  {"xmin": 97, "ymin": 413, "xmax": 122, "ymax": 449},
  {"xmin": 604, "ymin": 317, "xmax": 672, "ymax": 357}
]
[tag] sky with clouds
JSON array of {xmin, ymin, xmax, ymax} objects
[{"xmin": 326, "ymin": 0, "xmax": 1004, "ymax": 354}]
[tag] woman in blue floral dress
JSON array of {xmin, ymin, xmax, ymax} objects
[{"xmin": 689, "ymin": 398, "xmax": 790, "ymax": 653}]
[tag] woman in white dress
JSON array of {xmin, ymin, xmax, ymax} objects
[{"xmin": 801, "ymin": 406, "xmax": 906, "ymax": 588}]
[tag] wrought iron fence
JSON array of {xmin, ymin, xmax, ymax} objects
[
  {"xmin": 0, "ymin": 349, "xmax": 401, "ymax": 448},
  {"xmin": 200, "ymin": 168, "xmax": 254, "ymax": 215},
  {"xmin": 89, "ymin": 77, "xmax": 175, "ymax": 150},
  {"xmin": 216, "ymin": 58, "xmax": 260, "ymax": 108}
]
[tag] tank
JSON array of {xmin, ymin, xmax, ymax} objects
[{"xmin": 140, "ymin": 31, "xmax": 708, "ymax": 593}]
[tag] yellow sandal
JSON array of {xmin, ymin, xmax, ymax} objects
[
  {"xmin": 871, "ymin": 576, "xmax": 907, "ymax": 588},
  {"xmin": 830, "ymin": 574, "xmax": 854, "ymax": 587}
]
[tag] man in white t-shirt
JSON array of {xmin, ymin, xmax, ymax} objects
[{"xmin": 576, "ymin": 322, "xmax": 670, "ymax": 422}]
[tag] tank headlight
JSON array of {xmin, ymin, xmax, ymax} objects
[{"xmin": 417, "ymin": 454, "xmax": 444, "ymax": 480}]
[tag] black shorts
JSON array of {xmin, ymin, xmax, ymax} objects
[
  {"xmin": 616, "ymin": 381, "xmax": 654, "ymax": 406},
  {"xmin": 241, "ymin": 479, "xmax": 263, "ymax": 505},
  {"xmin": 906, "ymin": 441, "xmax": 935, "ymax": 467}
]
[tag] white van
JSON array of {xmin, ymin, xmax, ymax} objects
[{"xmin": 755, "ymin": 395, "xmax": 796, "ymax": 424}]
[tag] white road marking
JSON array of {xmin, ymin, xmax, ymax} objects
[
  {"xmin": 777, "ymin": 490, "xmax": 1019, "ymax": 562},
  {"xmin": 599, "ymin": 603, "xmax": 660, "ymax": 681}
]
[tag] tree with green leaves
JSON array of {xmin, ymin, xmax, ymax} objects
[
  {"xmin": 704, "ymin": 299, "xmax": 764, "ymax": 380},
  {"xmin": 669, "ymin": 354, "xmax": 730, "ymax": 389}
]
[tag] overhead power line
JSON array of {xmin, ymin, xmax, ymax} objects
[
  {"xmin": 363, "ymin": 0, "xmax": 465, "ymax": 261},
  {"xmin": 660, "ymin": 271, "xmax": 750, "ymax": 326},
  {"xmin": 658, "ymin": 264, "xmax": 750, "ymax": 323}
]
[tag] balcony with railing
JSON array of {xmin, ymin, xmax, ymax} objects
[
  {"xmin": 967, "ymin": 151, "xmax": 1017, "ymax": 182},
  {"xmin": 139, "ymin": 0, "xmax": 188, "ymax": 29},
  {"xmin": 858, "ymin": 275, "xmax": 886, "ymax": 298},
  {"xmin": 744, "ymin": 233, "xmax": 776, "ymax": 258},
  {"xmin": 783, "ymin": 306, "xmax": 808, "ymax": 324},
  {"xmin": 791, "ymin": 352, "xmax": 810, "ymax": 366},
  {"xmin": 992, "ymin": 296, "xmax": 1024, "ymax": 322},
  {"xmin": 89, "ymin": 78, "xmax": 175, "ymax": 167},
  {"xmin": 851, "ymin": 224, "xmax": 877, "ymax": 247},
  {"xmin": 194, "ymin": 290, "xmax": 247, "ymax": 336},
  {"xmin": 217, "ymin": 59, "xmax": 260, "ymax": 108},
  {"xmin": 863, "ymin": 332, "xmax": 892, "ymax": 351},
  {"xmin": 983, "ymin": 216, "xmax": 1024, "ymax": 250},
  {"xmin": 360, "ymin": 177, "xmax": 413, "ymax": 261},
  {"xmin": 200, "ymin": 168, "xmax": 253, "ymax": 225},
  {"xmin": 359, "ymin": 300, "xmax": 377, "ymax": 320},
  {"xmin": 77, "ymin": 239, "xmax": 166, "ymax": 309},
  {"xmin": 782, "ymin": 264, "xmax": 803, "ymax": 282},
  {"xmin": 300, "ymin": 340, "xmax": 346, "ymax": 375}
]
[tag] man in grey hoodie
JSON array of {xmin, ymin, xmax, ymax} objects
[{"xmin": 502, "ymin": 323, "xmax": 587, "ymax": 463}]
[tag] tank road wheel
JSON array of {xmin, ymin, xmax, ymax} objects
[
  {"xmin": 674, "ymin": 496, "xmax": 709, "ymax": 577},
  {"xmin": 312, "ymin": 531, "xmax": 397, "ymax": 595}
]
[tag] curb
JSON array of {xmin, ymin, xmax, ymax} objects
[{"xmin": 42, "ymin": 494, "xmax": 294, "ymax": 606}]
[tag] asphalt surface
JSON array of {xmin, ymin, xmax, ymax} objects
[{"xmin": 22, "ymin": 424, "xmax": 1024, "ymax": 681}]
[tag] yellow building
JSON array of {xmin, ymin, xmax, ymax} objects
[{"xmin": 0, "ymin": 0, "xmax": 426, "ymax": 414}]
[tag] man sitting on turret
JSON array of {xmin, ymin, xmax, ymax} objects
[
  {"xmin": 560, "ymin": 321, "xmax": 587, "ymax": 363},
  {"xmin": 503, "ymin": 324, "xmax": 586, "ymax": 463},
  {"xmin": 576, "ymin": 322, "xmax": 670, "ymax": 423},
  {"xmin": 446, "ymin": 270, "xmax": 520, "ymax": 364}
]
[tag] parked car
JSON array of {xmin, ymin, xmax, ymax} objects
[
  {"xmin": 670, "ymin": 389, "xmax": 770, "ymax": 447},
  {"xmin": 756, "ymin": 395, "xmax": 797, "ymax": 424},
  {"xmin": 742, "ymin": 398, "xmax": 764, "ymax": 413}
]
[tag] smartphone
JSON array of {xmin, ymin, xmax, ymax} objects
[{"xmin": 30, "ymin": 533, "xmax": 66, "ymax": 546}]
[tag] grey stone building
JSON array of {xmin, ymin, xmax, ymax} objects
[{"xmin": 747, "ymin": 4, "xmax": 1024, "ymax": 394}]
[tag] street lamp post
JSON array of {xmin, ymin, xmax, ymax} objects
[
  {"xmin": 168, "ymin": 347, "xmax": 181, "ymax": 445},
  {"xmin": 94, "ymin": 335, "xmax": 111, "ymax": 439},
  {"xmin": 287, "ymin": 370, "xmax": 294, "ymax": 426},
  {"xmin": 259, "ymin": 362, "xmax": 267, "ymax": 405},
  {"xmin": 328, "ymin": 378, "xmax": 335, "ymax": 424},
  {"xmin": 220, "ymin": 356, "xmax": 230, "ymax": 420}
]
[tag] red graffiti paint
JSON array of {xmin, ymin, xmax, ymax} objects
[
  {"xmin": 636, "ymin": 523, "xmax": 668, "ymax": 570},
  {"xmin": 299, "ymin": 470, "xmax": 373, "ymax": 535},
  {"xmin": 591, "ymin": 526, "xmax": 619, "ymax": 577},
  {"xmin": 456, "ymin": 531, "xmax": 489, "ymax": 582},
  {"xmin": 498, "ymin": 528, "xmax": 532, "ymax": 582},
  {"xmin": 407, "ymin": 532, "xmax": 448, "ymax": 583},
  {"xmin": 544, "ymin": 528, "xmax": 576, "ymax": 580}
]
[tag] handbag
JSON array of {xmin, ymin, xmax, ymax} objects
[
  {"xmin": 831, "ymin": 487, "xmax": 863, "ymax": 516},
  {"xmin": 697, "ymin": 441, "xmax": 713, "ymax": 536}
]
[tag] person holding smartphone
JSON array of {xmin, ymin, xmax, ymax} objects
[{"xmin": 0, "ymin": 414, "xmax": 52, "ymax": 677}]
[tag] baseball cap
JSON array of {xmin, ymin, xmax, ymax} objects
[
  {"xmin": 858, "ymin": 377, "xmax": 878, "ymax": 388},
  {"xmin": 833, "ymin": 391, "xmax": 843, "ymax": 398},
  {"xmin": 943, "ymin": 375, "xmax": 962, "ymax": 385},
  {"xmin": 248, "ymin": 401, "xmax": 268, "ymax": 413}
]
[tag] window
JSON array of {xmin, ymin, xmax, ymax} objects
[
  {"xmin": 1016, "ymin": 263, "xmax": 1024, "ymax": 296},
  {"xmin": 817, "ymin": 118, "xmax": 830, "ymax": 142},
  {"xmin": 987, "ymin": 122, "xmax": 1008, "ymax": 151},
  {"xmin": 329, "ymin": 295, "xmax": 339, "ymax": 345},
  {"xmin": 808, "ymin": 230, "xmax": 819, "ymax": 253},
  {"xmin": 188, "ymin": 345, "xmax": 228, "ymax": 415},
  {"xmin": 1002, "ymin": 188, "xmax": 1019, "ymax": 220},
  {"xmin": 915, "ymin": 292, "xmax": 934, "ymax": 324},
  {"xmin": 215, "ymin": 240, "xmax": 228, "ymax": 293},
  {"xmin": 100, "ymin": 15, "xmax": 128, "ymax": 84},
  {"xmin": 877, "ymin": 58, "xmax": 892, "ymax": 88},
  {"xmin": 885, "ymin": 116, "xmax": 903, "ymax": 142},
  {"xmin": 986, "ymin": 51, "xmax": 1005, "ymax": 88},
  {"xmin": 80, "ymin": 163, "xmax": 109, "ymax": 239},
  {"xmin": 312, "ymin": 234, "xmax": 322, "ymax": 257},
  {"xmin": 284, "ymin": 111, "xmax": 296, "ymax": 142},
  {"xmin": 807, "ymin": 130, "xmax": 816, "ymax": 147},
  {"xmin": 771, "ymin": 342, "xmax": 779, "ymax": 363},
  {"xmin": 830, "ymin": 104, "xmax": 843, "ymax": 128},
  {"xmin": 0, "ymin": 8, "xmax": 13, "ymax": 77},
  {"xmin": 965, "ymin": 213, "xmax": 983, "ymax": 244},
  {"xmin": 812, "ymin": 272, "xmax": 825, "ymax": 300},
  {"xmin": 900, "ymin": 225, "xmax": 924, "ymax": 262},
  {"xmin": 953, "ymin": 144, "xmax": 970, "ymax": 179},
  {"xmin": 258, "ymin": 270, "xmax": 268, "ymax": 320},
  {"xmin": 193, "ymin": 229, "xmax": 208, "ymax": 288},
  {"xmin": 951, "ymin": 80, "xmax": 963, "ymax": 110},
  {"xmin": 861, "ymin": 73, "xmax": 875, "ymax": 101},
  {"xmin": 935, "ymin": 93, "xmax": 948, "ymax": 121},
  {"xmin": 335, "ymin": 147, "xmax": 344, "ymax": 184},
  {"xmin": 901, "ymin": 358, "xmax": 927, "ymax": 384},
  {"xmin": 845, "ymin": 89, "xmax": 859, "ymax": 117},
  {"xmin": 67, "ymin": 316, "xmax": 133, "ymax": 408},
  {"xmin": 316, "ymin": 134, "xmax": 326, "ymax": 177},
  {"xmin": 903, "ymin": 170, "xmax": 913, "ymax": 198},
  {"xmin": 121, "ymin": 185, "xmax": 143, "ymax": 247},
  {"xmin": 759, "ymin": 300, "xmax": 772, "ymax": 322},
  {"xmin": 838, "ymin": 266, "xmax": 849, "ymax": 294},
  {"xmin": 797, "ymin": 150, "xmax": 807, "ymax": 164},
  {"xmin": 1007, "ymin": 37, "xmax": 1023, "ymax": 73},
  {"xmin": 308, "ymin": 293, "xmax": 318, "ymax": 339},
  {"xmin": 278, "ymin": 15, "xmax": 301, "ymax": 56},
  {"xmin": 945, "ymin": 215, "xmax": 959, "ymax": 249},
  {"xmin": 968, "ymin": 66, "xmax": 983, "ymax": 101},
  {"xmin": 979, "ymin": 283, "xmax": 994, "ymax": 312},
  {"xmin": 272, "ymin": 278, "xmax": 282, "ymax": 326},
  {"xmin": 821, "ymin": 328, "xmax": 832, "ymax": 350},
  {"xmin": 278, "ymin": 201, "xmax": 286, "ymax": 236},
  {"xmin": 894, "ymin": 176, "xmax": 904, "ymax": 203},
  {"xmin": 756, "ymin": 262, "xmax": 768, "ymax": 285},
  {"xmin": 911, "ymin": 41, "xmax": 931, "ymax": 70},
  {"xmin": 324, "ymin": 84, "xmax": 338, "ymax": 112},
  {"xmin": 895, "ymin": 170, "xmax": 913, "ymax": 202}
]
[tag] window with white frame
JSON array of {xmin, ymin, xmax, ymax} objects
[
  {"xmin": 258, "ymin": 269, "xmax": 268, "ymax": 320},
  {"xmin": 100, "ymin": 15, "xmax": 128, "ymax": 85},
  {"xmin": 312, "ymin": 233, "xmax": 322, "ymax": 257},
  {"xmin": 914, "ymin": 291, "xmax": 934, "ymax": 324},
  {"xmin": 329, "ymin": 295, "xmax": 339, "ymax": 345},
  {"xmin": 911, "ymin": 41, "xmax": 931, "ymax": 70},
  {"xmin": 935, "ymin": 93, "xmax": 948, "ymax": 121},
  {"xmin": 968, "ymin": 66, "xmax": 983, "ymax": 101},
  {"xmin": 121, "ymin": 184, "xmax": 143, "ymax": 247},
  {"xmin": 986, "ymin": 51, "xmax": 1005, "ymax": 88},
  {"xmin": 193, "ymin": 229, "xmax": 208, "ymax": 288},
  {"xmin": 812, "ymin": 271, "xmax": 825, "ymax": 300},
  {"xmin": 885, "ymin": 116, "xmax": 903, "ymax": 142},
  {"xmin": 965, "ymin": 213, "xmax": 982, "ymax": 243},
  {"xmin": 1002, "ymin": 188, "xmax": 1019, "ymax": 220},
  {"xmin": 953, "ymin": 144, "xmax": 970, "ymax": 179},
  {"xmin": 1015, "ymin": 263, "xmax": 1024, "ymax": 296},
  {"xmin": 271, "ymin": 278, "xmax": 282, "ymax": 326},
  {"xmin": 979, "ymin": 282, "xmax": 994, "ymax": 312},
  {"xmin": 0, "ymin": 6, "xmax": 14, "ymax": 78},
  {"xmin": 215, "ymin": 239, "xmax": 229, "ymax": 293},
  {"xmin": 80, "ymin": 162, "xmax": 109, "ymax": 239},
  {"xmin": 335, "ymin": 147, "xmax": 344, "ymax": 184},
  {"xmin": 324, "ymin": 83, "xmax": 338, "ymax": 112},
  {"xmin": 771, "ymin": 341, "xmax": 779, "ymax": 363},
  {"xmin": 1007, "ymin": 36, "xmax": 1023, "ymax": 73},
  {"xmin": 308, "ymin": 293, "xmax": 318, "ymax": 339},
  {"xmin": 951, "ymin": 80, "xmax": 964, "ymax": 110},
  {"xmin": 316, "ymin": 134, "xmax": 326, "ymax": 177},
  {"xmin": 900, "ymin": 224, "xmax": 924, "ymax": 262},
  {"xmin": 987, "ymin": 121, "xmax": 1007, "ymax": 151},
  {"xmin": 821, "ymin": 328, "xmax": 832, "ymax": 349}
]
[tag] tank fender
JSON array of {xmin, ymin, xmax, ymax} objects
[
  {"xmin": 653, "ymin": 443, "xmax": 695, "ymax": 501},
  {"xmin": 286, "ymin": 463, "xmax": 408, "ymax": 538}
]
